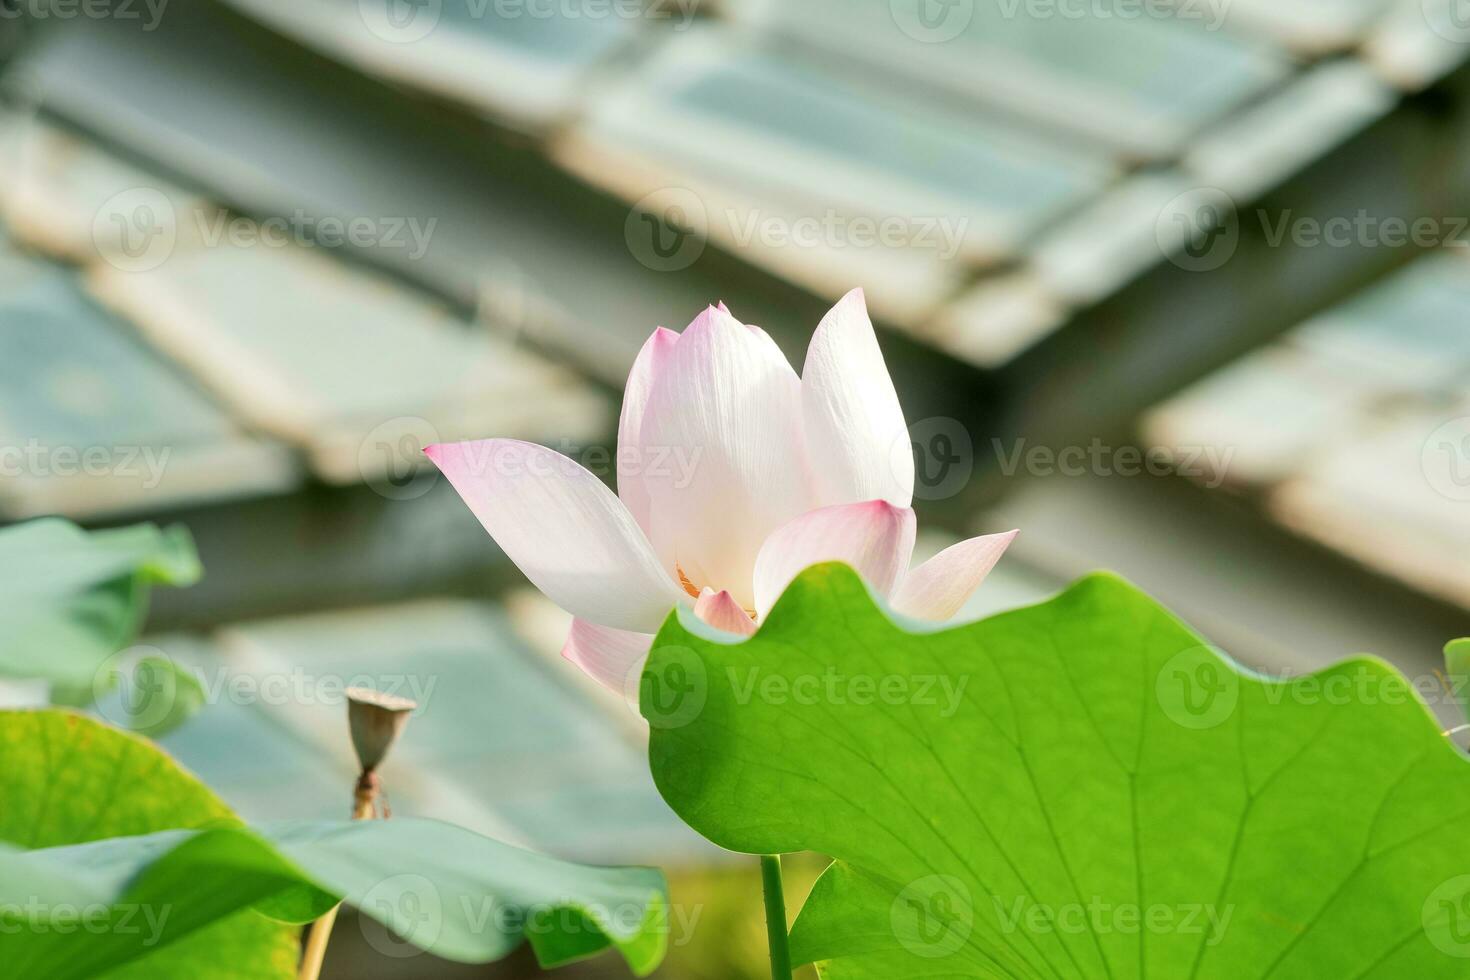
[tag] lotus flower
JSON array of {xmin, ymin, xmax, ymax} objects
[{"xmin": 425, "ymin": 289, "xmax": 1016, "ymax": 695}]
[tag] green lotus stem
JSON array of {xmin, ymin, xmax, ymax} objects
[
  {"xmin": 760, "ymin": 854, "xmax": 794, "ymax": 980},
  {"xmin": 298, "ymin": 783, "xmax": 376, "ymax": 980}
]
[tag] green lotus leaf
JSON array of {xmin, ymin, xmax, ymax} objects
[
  {"xmin": 644, "ymin": 563, "xmax": 1470, "ymax": 979},
  {"xmin": 0, "ymin": 708, "xmax": 298, "ymax": 978},
  {"xmin": 0, "ymin": 519, "xmax": 202, "ymax": 731},
  {"xmin": 0, "ymin": 711, "xmax": 670, "ymax": 978}
]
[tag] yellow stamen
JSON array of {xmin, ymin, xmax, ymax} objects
[{"xmin": 677, "ymin": 564, "xmax": 701, "ymax": 600}]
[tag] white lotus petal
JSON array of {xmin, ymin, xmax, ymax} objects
[
  {"xmin": 753, "ymin": 501, "xmax": 916, "ymax": 620},
  {"xmin": 562, "ymin": 618, "xmax": 654, "ymax": 696},
  {"xmin": 425, "ymin": 439, "xmax": 682, "ymax": 632},
  {"xmin": 892, "ymin": 530, "xmax": 1019, "ymax": 621},
  {"xmin": 802, "ymin": 288, "xmax": 913, "ymax": 508},
  {"xmin": 641, "ymin": 305, "xmax": 814, "ymax": 608},
  {"xmin": 617, "ymin": 327, "xmax": 678, "ymax": 533}
]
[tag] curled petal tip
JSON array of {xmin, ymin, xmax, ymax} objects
[{"xmin": 694, "ymin": 588, "xmax": 757, "ymax": 637}]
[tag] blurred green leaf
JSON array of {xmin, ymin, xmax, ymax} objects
[
  {"xmin": 0, "ymin": 711, "xmax": 670, "ymax": 977},
  {"xmin": 0, "ymin": 708, "xmax": 299, "ymax": 978},
  {"xmin": 646, "ymin": 564, "xmax": 1470, "ymax": 979},
  {"xmin": 0, "ymin": 518, "xmax": 201, "ymax": 693},
  {"xmin": 97, "ymin": 654, "xmax": 208, "ymax": 738}
]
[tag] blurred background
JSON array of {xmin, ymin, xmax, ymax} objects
[{"xmin": 2, "ymin": 0, "xmax": 1470, "ymax": 975}]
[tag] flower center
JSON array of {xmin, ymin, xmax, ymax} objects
[{"xmin": 677, "ymin": 564, "xmax": 758, "ymax": 619}]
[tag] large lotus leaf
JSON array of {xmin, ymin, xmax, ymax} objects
[{"xmin": 644, "ymin": 564, "xmax": 1470, "ymax": 979}]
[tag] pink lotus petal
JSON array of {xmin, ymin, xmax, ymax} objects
[
  {"xmin": 802, "ymin": 288, "xmax": 913, "ymax": 509},
  {"xmin": 892, "ymin": 530, "xmax": 1019, "ymax": 622},
  {"xmin": 424, "ymin": 439, "xmax": 682, "ymax": 632},
  {"xmin": 752, "ymin": 500, "xmax": 916, "ymax": 620},
  {"xmin": 641, "ymin": 305, "xmax": 814, "ymax": 608},
  {"xmin": 562, "ymin": 618, "xmax": 654, "ymax": 697},
  {"xmin": 694, "ymin": 587, "xmax": 757, "ymax": 636},
  {"xmin": 617, "ymin": 327, "xmax": 678, "ymax": 534}
]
